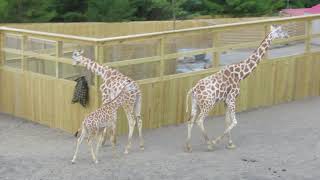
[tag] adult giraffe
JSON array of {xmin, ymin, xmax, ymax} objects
[
  {"xmin": 185, "ymin": 25, "xmax": 289, "ymax": 152},
  {"xmin": 72, "ymin": 50, "xmax": 144, "ymax": 154}
]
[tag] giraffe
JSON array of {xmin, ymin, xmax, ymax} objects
[
  {"xmin": 185, "ymin": 25, "xmax": 289, "ymax": 152},
  {"xmin": 72, "ymin": 50, "xmax": 144, "ymax": 154},
  {"xmin": 71, "ymin": 95, "xmax": 122, "ymax": 164}
]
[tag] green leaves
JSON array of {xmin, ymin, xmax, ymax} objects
[
  {"xmin": 87, "ymin": 0, "xmax": 136, "ymax": 22},
  {"xmin": 0, "ymin": 0, "xmax": 318, "ymax": 22}
]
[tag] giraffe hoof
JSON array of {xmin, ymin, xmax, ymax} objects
[
  {"xmin": 124, "ymin": 150, "xmax": 129, "ymax": 154},
  {"xmin": 94, "ymin": 160, "xmax": 99, "ymax": 164},
  {"xmin": 211, "ymin": 140, "xmax": 217, "ymax": 145},
  {"xmin": 226, "ymin": 143, "xmax": 236, "ymax": 149},
  {"xmin": 140, "ymin": 146, "xmax": 145, "ymax": 151},
  {"xmin": 207, "ymin": 144, "xmax": 214, "ymax": 151},
  {"xmin": 185, "ymin": 145, "xmax": 192, "ymax": 153},
  {"xmin": 71, "ymin": 160, "xmax": 76, "ymax": 164}
]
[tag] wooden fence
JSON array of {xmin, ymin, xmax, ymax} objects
[{"xmin": 1, "ymin": 14, "xmax": 320, "ymax": 135}]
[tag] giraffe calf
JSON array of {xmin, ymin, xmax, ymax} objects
[{"xmin": 71, "ymin": 105, "xmax": 117, "ymax": 164}]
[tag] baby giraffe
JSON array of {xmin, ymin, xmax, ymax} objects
[{"xmin": 71, "ymin": 103, "xmax": 118, "ymax": 164}]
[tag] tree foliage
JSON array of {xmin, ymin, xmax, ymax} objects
[{"xmin": 0, "ymin": 0, "xmax": 318, "ymax": 22}]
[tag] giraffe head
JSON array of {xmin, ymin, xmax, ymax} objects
[
  {"xmin": 72, "ymin": 50, "xmax": 84, "ymax": 65},
  {"xmin": 270, "ymin": 25, "xmax": 289, "ymax": 39}
]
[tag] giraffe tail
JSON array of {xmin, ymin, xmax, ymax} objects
[
  {"xmin": 185, "ymin": 89, "xmax": 192, "ymax": 113},
  {"xmin": 74, "ymin": 128, "xmax": 81, "ymax": 137}
]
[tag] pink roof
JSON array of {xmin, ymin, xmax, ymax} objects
[
  {"xmin": 281, "ymin": 8, "xmax": 308, "ymax": 16},
  {"xmin": 281, "ymin": 4, "xmax": 320, "ymax": 15},
  {"xmin": 305, "ymin": 4, "xmax": 320, "ymax": 14}
]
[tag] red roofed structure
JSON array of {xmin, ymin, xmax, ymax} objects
[{"xmin": 280, "ymin": 4, "xmax": 320, "ymax": 16}]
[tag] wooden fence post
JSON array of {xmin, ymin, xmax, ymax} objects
[
  {"xmin": 55, "ymin": 41, "xmax": 63, "ymax": 78},
  {"xmin": 212, "ymin": 31, "xmax": 220, "ymax": 67},
  {"xmin": 94, "ymin": 45, "xmax": 104, "ymax": 108},
  {"xmin": 158, "ymin": 37, "xmax": 165, "ymax": 127},
  {"xmin": 0, "ymin": 32, "xmax": 4, "ymax": 66},
  {"xmin": 264, "ymin": 24, "xmax": 271, "ymax": 59},
  {"xmin": 21, "ymin": 35, "xmax": 27, "ymax": 70},
  {"xmin": 159, "ymin": 37, "xmax": 165, "ymax": 79},
  {"xmin": 305, "ymin": 19, "xmax": 312, "ymax": 53}
]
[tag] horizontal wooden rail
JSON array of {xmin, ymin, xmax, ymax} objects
[
  {"xmin": 96, "ymin": 14, "xmax": 320, "ymax": 44},
  {"xmin": 0, "ymin": 26, "xmax": 99, "ymax": 44}
]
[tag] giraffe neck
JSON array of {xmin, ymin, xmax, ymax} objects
[
  {"xmin": 238, "ymin": 32, "xmax": 275, "ymax": 81},
  {"xmin": 80, "ymin": 56, "xmax": 112, "ymax": 78}
]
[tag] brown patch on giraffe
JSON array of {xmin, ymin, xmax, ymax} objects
[
  {"xmin": 249, "ymin": 62, "xmax": 256, "ymax": 69},
  {"xmin": 226, "ymin": 86, "xmax": 231, "ymax": 92},
  {"xmin": 240, "ymin": 71, "xmax": 244, "ymax": 78},
  {"xmin": 262, "ymin": 43, "xmax": 268, "ymax": 48},
  {"xmin": 224, "ymin": 70, "xmax": 230, "ymax": 76},
  {"xmin": 259, "ymin": 48, "xmax": 264, "ymax": 55},
  {"xmin": 230, "ymin": 77, "xmax": 236, "ymax": 83}
]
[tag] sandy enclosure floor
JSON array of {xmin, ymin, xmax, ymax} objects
[{"xmin": 1, "ymin": 97, "xmax": 320, "ymax": 180}]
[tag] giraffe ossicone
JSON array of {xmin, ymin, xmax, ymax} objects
[{"xmin": 184, "ymin": 25, "xmax": 289, "ymax": 152}]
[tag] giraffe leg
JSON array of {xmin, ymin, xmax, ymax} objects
[
  {"xmin": 110, "ymin": 124, "xmax": 119, "ymax": 158},
  {"xmin": 185, "ymin": 96, "xmax": 198, "ymax": 153},
  {"xmin": 134, "ymin": 93, "xmax": 144, "ymax": 150},
  {"xmin": 124, "ymin": 111, "xmax": 136, "ymax": 154},
  {"xmin": 88, "ymin": 137, "xmax": 98, "ymax": 164},
  {"xmin": 224, "ymin": 107, "xmax": 236, "ymax": 149},
  {"xmin": 101, "ymin": 127, "xmax": 109, "ymax": 146},
  {"xmin": 212, "ymin": 98, "xmax": 237, "ymax": 146},
  {"xmin": 71, "ymin": 127, "xmax": 86, "ymax": 164},
  {"xmin": 196, "ymin": 112, "xmax": 213, "ymax": 151},
  {"xmin": 95, "ymin": 130, "xmax": 105, "ymax": 160}
]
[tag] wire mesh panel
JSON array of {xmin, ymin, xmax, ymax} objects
[
  {"xmin": 219, "ymin": 25, "xmax": 265, "ymax": 46},
  {"xmin": 311, "ymin": 38, "xmax": 320, "ymax": 52},
  {"xmin": 26, "ymin": 57, "xmax": 55, "ymax": 76},
  {"xmin": 164, "ymin": 53, "xmax": 213, "ymax": 75},
  {"xmin": 220, "ymin": 47, "xmax": 256, "ymax": 66},
  {"xmin": 62, "ymin": 42, "xmax": 94, "ymax": 59},
  {"xmin": 269, "ymin": 40, "xmax": 305, "ymax": 59},
  {"xmin": 26, "ymin": 37, "xmax": 56, "ymax": 56},
  {"xmin": 103, "ymin": 39, "xmax": 159, "ymax": 63},
  {"xmin": 5, "ymin": 34, "xmax": 21, "ymax": 50},
  {"xmin": 311, "ymin": 19, "xmax": 320, "ymax": 35},
  {"xmin": 116, "ymin": 61, "xmax": 160, "ymax": 80},
  {"xmin": 3, "ymin": 34, "xmax": 21, "ymax": 68},
  {"xmin": 4, "ymin": 52, "xmax": 21, "ymax": 68},
  {"xmin": 60, "ymin": 42, "xmax": 95, "ymax": 84},
  {"xmin": 164, "ymin": 31, "xmax": 213, "ymax": 54},
  {"xmin": 285, "ymin": 21, "xmax": 305, "ymax": 36}
]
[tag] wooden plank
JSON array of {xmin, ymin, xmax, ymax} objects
[
  {"xmin": 305, "ymin": 20, "xmax": 312, "ymax": 52},
  {"xmin": 56, "ymin": 41, "xmax": 63, "ymax": 78},
  {"xmin": 212, "ymin": 32, "xmax": 220, "ymax": 67},
  {"xmin": 0, "ymin": 32, "xmax": 4, "ymax": 66}
]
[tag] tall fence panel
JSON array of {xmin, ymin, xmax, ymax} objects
[{"xmin": 1, "ymin": 15, "xmax": 320, "ymax": 135}]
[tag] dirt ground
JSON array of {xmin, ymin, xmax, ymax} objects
[{"xmin": 1, "ymin": 97, "xmax": 320, "ymax": 180}]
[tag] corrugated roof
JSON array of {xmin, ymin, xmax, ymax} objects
[
  {"xmin": 305, "ymin": 4, "xmax": 320, "ymax": 14},
  {"xmin": 281, "ymin": 4, "xmax": 320, "ymax": 15}
]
